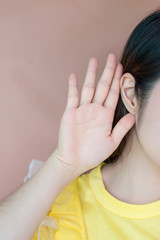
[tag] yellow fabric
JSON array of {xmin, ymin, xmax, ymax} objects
[{"xmin": 31, "ymin": 162, "xmax": 160, "ymax": 239}]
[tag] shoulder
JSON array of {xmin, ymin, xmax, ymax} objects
[{"xmin": 30, "ymin": 177, "xmax": 87, "ymax": 240}]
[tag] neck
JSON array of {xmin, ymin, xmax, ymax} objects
[{"xmin": 101, "ymin": 127, "xmax": 160, "ymax": 205}]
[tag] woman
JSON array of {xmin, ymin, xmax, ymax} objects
[{"xmin": 1, "ymin": 8, "xmax": 160, "ymax": 240}]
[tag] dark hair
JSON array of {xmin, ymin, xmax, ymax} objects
[{"xmin": 104, "ymin": 7, "xmax": 160, "ymax": 165}]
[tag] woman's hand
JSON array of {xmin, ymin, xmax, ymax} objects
[{"xmin": 53, "ymin": 53, "xmax": 136, "ymax": 177}]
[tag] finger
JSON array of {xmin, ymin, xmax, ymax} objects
[
  {"xmin": 79, "ymin": 58, "xmax": 98, "ymax": 105},
  {"xmin": 92, "ymin": 53, "xmax": 117, "ymax": 104},
  {"xmin": 103, "ymin": 63, "xmax": 123, "ymax": 112},
  {"xmin": 110, "ymin": 113, "xmax": 136, "ymax": 150},
  {"xmin": 65, "ymin": 73, "xmax": 79, "ymax": 110}
]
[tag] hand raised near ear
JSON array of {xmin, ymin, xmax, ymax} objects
[{"xmin": 53, "ymin": 53, "xmax": 136, "ymax": 178}]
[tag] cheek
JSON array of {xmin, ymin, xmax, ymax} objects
[{"xmin": 137, "ymin": 115, "xmax": 160, "ymax": 166}]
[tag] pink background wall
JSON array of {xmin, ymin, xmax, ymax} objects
[{"xmin": 0, "ymin": 0, "xmax": 160, "ymax": 201}]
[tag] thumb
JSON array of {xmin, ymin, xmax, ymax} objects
[{"xmin": 111, "ymin": 113, "xmax": 136, "ymax": 149}]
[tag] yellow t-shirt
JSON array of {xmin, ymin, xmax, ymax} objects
[{"xmin": 31, "ymin": 162, "xmax": 160, "ymax": 239}]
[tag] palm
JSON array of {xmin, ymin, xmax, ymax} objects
[
  {"xmin": 59, "ymin": 103, "xmax": 114, "ymax": 169},
  {"xmin": 55, "ymin": 54, "xmax": 135, "ymax": 176}
]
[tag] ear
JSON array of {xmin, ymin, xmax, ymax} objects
[{"xmin": 120, "ymin": 72, "xmax": 139, "ymax": 115}]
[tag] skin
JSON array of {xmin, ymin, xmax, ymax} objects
[
  {"xmin": 0, "ymin": 53, "xmax": 135, "ymax": 239},
  {"xmin": 1, "ymin": 52, "xmax": 159, "ymax": 239},
  {"xmin": 101, "ymin": 72, "xmax": 160, "ymax": 204}
]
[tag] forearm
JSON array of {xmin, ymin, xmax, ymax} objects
[{"xmin": 0, "ymin": 151, "xmax": 78, "ymax": 240}]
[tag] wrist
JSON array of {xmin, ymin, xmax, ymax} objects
[{"xmin": 46, "ymin": 150, "xmax": 80, "ymax": 183}]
